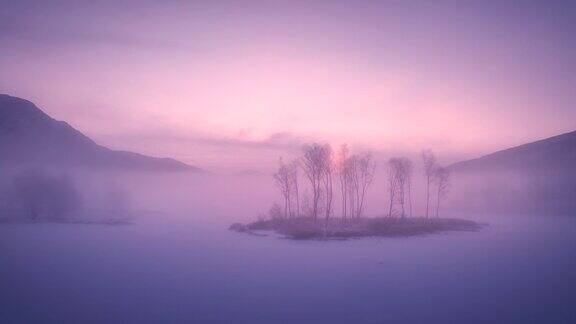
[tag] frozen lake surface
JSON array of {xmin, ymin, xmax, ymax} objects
[{"xmin": 1, "ymin": 175, "xmax": 575, "ymax": 323}]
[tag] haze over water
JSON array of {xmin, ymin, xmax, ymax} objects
[
  {"xmin": 1, "ymin": 1, "xmax": 576, "ymax": 323},
  {"xmin": 1, "ymin": 173, "xmax": 575, "ymax": 323}
]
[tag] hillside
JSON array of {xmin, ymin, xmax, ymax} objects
[
  {"xmin": 450, "ymin": 130, "xmax": 576, "ymax": 173},
  {"xmin": 449, "ymin": 130, "xmax": 576, "ymax": 215},
  {"xmin": 0, "ymin": 94, "xmax": 197, "ymax": 171}
]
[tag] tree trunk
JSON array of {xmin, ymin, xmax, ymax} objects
[
  {"xmin": 313, "ymin": 180, "xmax": 320, "ymax": 221},
  {"xmin": 401, "ymin": 193, "xmax": 405, "ymax": 218},
  {"xmin": 436, "ymin": 186, "xmax": 441, "ymax": 218},
  {"xmin": 288, "ymin": 194, "xmax": 292, "ymax": 218},
  {"xmin": 348, "ymin": 187, "xmax": 355, "ymax": 222},
  {"xmin": 341, "ymin": 180, "xmax": 347, "ymax": 221},
  {"xmin": 354, "ymin": 180, "xmax": 360, "ymax": 219},
  {"xmin": 388, "ymin": 192, "xmax": 394, "ymax": 218},
  {"xmin": 295, "ymin": 183, "xmax": 300, "ymax": 218},
  {"xmin": 425, "ymin": 177, "xmax": 430, "ymax": 218},
  {"xmin": 408, "ymin": 181, "xmax": 413, "ymax": 218}
]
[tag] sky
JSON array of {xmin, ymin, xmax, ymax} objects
[{"xmin": 1, "ymin": 0, "xmax": 575, "ymax": 171}]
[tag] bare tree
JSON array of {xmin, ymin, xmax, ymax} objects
[
  {"xmin": 406, "ymin": 161, "xmax": 414, "ymax": 218},
  {"xmin": 289, "ymin": 160, "xmax": 300, "ymax": 217},
  {"xmin": 337, "ymin": 145, "xmax": 349, "ymax": 221},
  {"xmin": 339, "ymin": 152, "xmax": 376, "ymax": 219},
  {"xmin": 302, "ymin": 143, "xmax": 332, "ymax": 220},
  {"xmin": 273, "ymin": 158, "xmax": 291, "ymax": 219},
  {"xmin": 322, "ymin": 148, "xmax": 334, "ymax": 223},
  {"xmin": 387, "ymin": 157, "xmax": 411, "ymax": 218},
  {"xmin": 422, "ymin": 149, "xmax": 437, "ymax": 218},
  {"xmin": 434, "ymin": 167, "xmax": 450, "ymax": 218},
  {"xmin": 387, "ymin": 159, "xmax": 397, "ymax": 218},
  {"xmin": 300, "ymin": 190, "xmax": 312, "ymax": 218},
  {"xmin": 387, "ymin": 158, "xmax": 401, "ymax": 217},
  {"xmin": 356, "ymin": 153, "xmax": 375, "ymax": 218},
  {"xmin": 271, "ymin": 143, "xmax": 448, "ymax": 224},
  {"xmin": 397, "ymin": 158, "xmax": 412, "ymax": 218},
  {"xmin": 347, "ymin": 155, "xmax": 359, "ymax": 218}
]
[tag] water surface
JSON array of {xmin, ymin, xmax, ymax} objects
[{"xmin": 1, "ymin": 174, "xmax": 575, "ymax": 323}]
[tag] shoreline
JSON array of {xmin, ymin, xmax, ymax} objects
[{"xmin": 230, "ymin": 216, "xmax": 485, "ymax": 240}]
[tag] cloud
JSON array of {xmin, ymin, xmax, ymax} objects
[
  {"xmin": 93, "ymin": 129, "xmax": 313, "ymax": 171},
  {"xmin": 170, "ymin": 131, "xmax": 305, "ymax": 151},
  {"xmin": 105, "ymin": 129, "xmax": 307, "ymax": 152}
]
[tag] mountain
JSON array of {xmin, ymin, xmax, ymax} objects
[
  {"xmin": 451, "ymin": 130, "xmax": 576, "ymax": 173},
  {"xmin": 449, "ymin": 131, "xmax": 576, "ymax": 215},
  {"xmin": 0, "ymin": 94, "xmax": 198, "ymax": 171}
]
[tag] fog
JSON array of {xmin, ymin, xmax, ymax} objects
[
  {"xmin": 449, "ymin": 168, "xmax": 576, "ymax": 216},
  {"xmin": 2, "ymin": 0, "xmax": 575, "ymax": 321},
  {"xmin": 1, "ymin": 167, "xmax": 575, "ymax": 323}
]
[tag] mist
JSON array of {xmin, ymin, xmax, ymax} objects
[
  {"xmin": 1, "ymin": 117, "xmax": 575, "ymax": 323},
  {"xmin": 1, "ymin": 162, "xmax": 576, "ymax": 323},
  {"xmin": 2, "ymin": 0, "xmax": 576, "ymax": 322}
]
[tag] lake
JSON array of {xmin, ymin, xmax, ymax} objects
[{"xmin": 1, "ymin": 173, "xmax": 575, "ymax": 323}]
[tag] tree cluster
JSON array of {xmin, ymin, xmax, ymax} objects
[
  {"xmin": 337, "ymin": 146, "xmax": 375, "ymax": 221},
  {"xmin": 386, "ymin": 150, "xmax": 451, "ymax": 218},
  {"xmin": 273, "ymin": 143, "xmax": 376, "ymax": 223},
  {"xmin": 273, "ymin": 159, "xmax": 300, "ymax": 219},
  {"xmin": 273, "ymin": 144, "xmax": 451, "ymax": 221},
  {"xmin": 386, "ymin": 157, "xmax": 412, "ymax": 218}
]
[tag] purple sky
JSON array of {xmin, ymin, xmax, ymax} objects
[{"xmin": 1, "ymin": 0, "xmax": 575, "ymax": 171}]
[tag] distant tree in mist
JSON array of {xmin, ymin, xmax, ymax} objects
[
  {"xmin": 422, "ymin": 149, "xmax": 437, "ymax": 218},
  {"xmin": 302, "ymin": 143, "xmax": 333, "ymax": 220},
  {"xmin": 406, "ymin": 160, "xmax": 414, "ymax": 217},
  {"xmin": 289, "ymin": 160, "xmax": 300, "ymax": 217},
  {"xmin": 268, "ymin": 143, "xmax": 453, "ymax": 224},
  {"xmin": 273, "ymin": 158, "xmax": 301, "ymax": 219},
  {"xmin": 273, "ymin": 158, "xmax": 292, "ymax": 218},
  {"xmin": 388, "ymin": 157, "xmax": 412, "ymax": 217},
  {"xmin": 300, "ymin": 190, "xmax": 312, "ymax": 218},
  {"xmin": 290, "ymin": 144, "xmax": 375, "ymax": 225},
  {"xmin": 347, "ymin": 155, "xmax": 358, "ymax": 218},
  {"xmin": 399, "ymin": 158, "xmax": 413, "ymax": 217},
  {"xmin": 434, "ymin": 167, "xmax": 450, "ymax": 218},
  {"xmin": 321, "ymin": 146, "xmax": 334, "ymax": 223},
  {"xmin": 337, "ymin": 145, "xmax": 350, "ymax": 220},
  {"xmin": 387, "ymin": 159, "xmax": 398, "ymax": 217},
  {"xmin": 9, "ymin": 169, "xmax": 81, "ymax": 219},
  {"xmin": 336, "ymin": 147, "xmax": 375, "ymax": 220},
  {"xmin": 387, "ymin": 157, "xmax": 412, "ymax": 218},
  {"xmin": 354, "ymin": 153, "xmax": 375, "ymax": 218}
]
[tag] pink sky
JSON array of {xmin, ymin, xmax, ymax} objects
[{"xmin": 1, "ymin": 1, "xmax": 575, "ymax": 171}]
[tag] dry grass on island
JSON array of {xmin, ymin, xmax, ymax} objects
[{"xmin": 230, "ymin": 217, "xmax": 483, "ymax": 240}]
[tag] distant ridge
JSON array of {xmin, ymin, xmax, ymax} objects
[
  {"xmin": 448, "ymin": 130, "xmax": 576, "ymax": 215},
  {"xmin": 0, "ymin": 94, "xmax": 199, "ymax": 171},
  {"xmin": 450, "ymin": 130, "xmax": 576, "ymax": 173}
]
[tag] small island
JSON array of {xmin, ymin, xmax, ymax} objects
[
  {"xmin": 230, "ymin": 143, "xmax": 483, "ymax": 241},
  {"xmin": 230, "ymin": 217, "xmax": 482, "ymax": 240}
]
